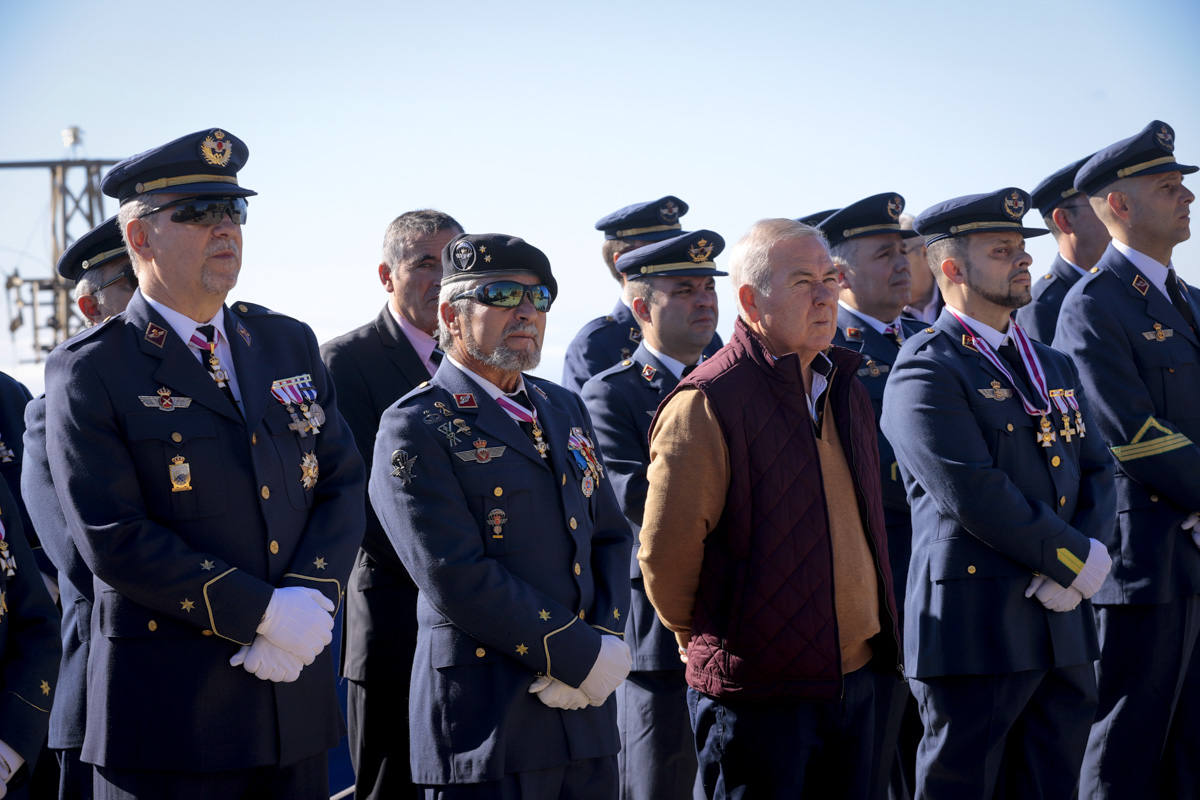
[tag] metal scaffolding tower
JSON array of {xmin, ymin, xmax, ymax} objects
[{"xmin": 1, "ymin": 127, "xmax": 117, "ymax": 361}]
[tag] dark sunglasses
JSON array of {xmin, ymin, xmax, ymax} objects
[
  {"xmin": 452, "ymin": 281, "xmax": 553, "ymax": 312},
  {"xmin": 138, "ymin": 196, "xmax": 248, "ymax": 226},
  {"xmin": 96, "ymin": 267, "xmax": 138, "ymax": 291}
]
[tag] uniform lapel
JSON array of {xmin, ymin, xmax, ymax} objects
[
  {"xmin": 128, "ymin": 294, "xmax": 241, "ymax": 423},
  {"xmin": 525, "ymin": 380, "xmax": 573, "ymax": 480},
  {"xmin": 226, "ymin": 305, "xmax": 267, "ymax": 427},
  {"xmin": 1105, "ymin": 249, "xmax": 1200, "ymax": 348},
  {"xmin": 632, "ymin": 343, "xmax": 679, "ymax": 398}
]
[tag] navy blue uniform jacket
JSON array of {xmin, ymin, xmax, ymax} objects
[
  {"xmin": 369, "ymin": 360, "xmax": 631, "ymax": 784},
  {"xmin": 42, "ymin": 291, "xmax": 365, "ymax": 771},
  {"xmin": 881, "ymin": 310, "xmax": 1114, "ymax": 678},
  {"xmin": 1016, "ymin": 254, "xmax": 1088, "ymax": 344},
  {"xmin": 582, "ymin": 343, "xmax": 682, "ymax": 671},
  {"xmin": 1053, "ymin": 245, "xmax": 1200, "ymax": 604}
]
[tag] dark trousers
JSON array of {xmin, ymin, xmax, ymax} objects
[
  {"xmin": 420, "ymin": 755, "xmax": 618, "ymax": 800},
  {"xmin": 1082, "ymin": 597, "xmax": 1200, "ymax": 798},
  {"xmin": 617, "ymin": 669, "xmax": 701, "ymax": 800},
  {"xmin": 909, "ymin": 664, "xmax": 1096, "ymax": 800},
  {"xmin": 687, "ymin": 663, "xmax": 899, "ymax": 799},
  {"xmin": 92, "ymin": 753, "xmax": 327, "ymax": 800},
  {"xmin": 348, "ymin": 677, "xmax": 420, "ymax": 799},
  {"xmin": 56, "ymin": 748, "xmax": 92, "ymax": 800}
]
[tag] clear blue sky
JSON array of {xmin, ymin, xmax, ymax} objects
[{"xmin": 2, "ymin": 0, "xmax": 1199, "ymax": 392}]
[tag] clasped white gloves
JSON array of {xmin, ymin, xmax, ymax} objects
[
  {"xmin": 0, "ymin": 737, "xmax": 24, "ymax": 799},
  {"xmin": 1068, "ymin": 538, "xmax": 1113, "ymax": 599},
  {"xmin": 1025, "ymin": 575, "xmax": 1083, "ymax": 612},
  {"xmin": 579, "ymin": 635, "xmax": 632, "ymax": 707},
  {"xmin": 528, "ymin": 676, "xmax": 590, "ymax": 710},
  {"xmin": 1183, "ymin": 512, "xmax": 1200, "ymax": 549},
  {"xmin": 229, "ymin": 636, "xmax": 303, "ymax": 682},
  {"xmin": 256, "ymin": 587, "xmax": 335, "ymax": 663}
]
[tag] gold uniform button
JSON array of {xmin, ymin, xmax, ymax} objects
[
  {"xmin": 494, "ymin": 487, "xmax": 503, "ymax": 497},
  {"xmin": 967, "ymin": 565, "xmax": 977, "ymax": 575},
  {"xmin": 1006, "ymin": 423, "xmax": 1014, "ymax": 432},
  {"xmin": 269, "ymin": 540, "xmax": 280, "ymax": 555},
  {"xmin": 238, "ymin": 303, "xmax": 249, "ymax": 313},
  {"xmin": 147, "ymin": 620, "xmax": 158, "ymax": 632},
  {"xmin": 261, "ymin": 485, "xmax": 270, "ymax": 499},
  {"xmin": 1150, "ymin": 495, "xmax": 1159, "ymax": 502},
  {"xmin": 569, "ymin": 517, "xmax": 578, "ymax": 530},
  {"xmin": 561, "ymin": 474, "xmax": 567, "ymax": 485},
  {"xmin": 574, "ymin": 562, "xmax": 582, "ymax": 576},
  {"xmin": 579, "ymin": 609, "xmax": 586, "ymax": 620},
  {"xmin": 1051, "ymin": 456, "xmax": 1061, "ymax": 467},
  {"xmin": 251, "ymin": 433, "xmax": 258, "ymax": 445},
  {"xmin": 1059, "ymin": 496, "xmax": 1067, "ymax": 507},
  {"xmin": 201, "ymin": 629, "xmax": 213, "ymax": 637},
  {"xmin": 171, "ymin": 432, "xmax": 182, "ymax": 443},
  {"xmin": 475, "ymin": 647, "xmax": 486, "ymax": 658}
]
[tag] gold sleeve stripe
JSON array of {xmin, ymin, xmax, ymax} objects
[
  {"xmin": 7, "ymin": 690, "xmax": 50, "ymax": 714},
  {"xmin": 541, "ymin": 616, "xmax": 579, "ymax": 681},
  {"xmin": 282, "ymin": 573, "xmax": 343, "ymax": 616},
  {"xmin": 590, "ymin": 624, "xmax": 625, "ymax": 637},
  {"xmin": 1057, "ymin": 547, "xmax": 1085, "ymax": 575},
  {"xmin": 202, "ymin": 568, "xmax": 252, "ymax": 645},
  {"xmin": 1110, "ymin": 432, "xmax": 1192, "ymax": 462}
]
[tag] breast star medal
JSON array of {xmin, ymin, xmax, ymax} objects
[{"xmin": 300, "ymin": 453, "xmax": 319, "ymax": 489}]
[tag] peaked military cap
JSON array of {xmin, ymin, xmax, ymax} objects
[
  {"xmin": 617, "ymin": 229, "xmax": 728, "ymax": 279},
  {"xmin": 56, "ymin": 216, "xmax": 128, "ymax": 281},
  {"xmin": 594, "ymin": 196, "xmax": 688, "ymax": 241},
  {"xmin": 914, "ymin": 188, "xmax": 1049, "ymax": 245},
  {"xmin": 1075, "ymin": 120, "xmax": 1197, "ymax": 196},
  {"xmin": 818, "ymin": 193, "xmax": 919, "ymax": 248},
  {"xmin": 1031, "ymin": 155, "xmax": 1092, "ymax": 216},
  {"xmin": 101, "ymin": 128, "xmax": 256, "ymax": 202},
  {"xmin": 797, "ymin": 209, "xmax": 838, "ymax": 227},
  {"xmin": 441, "ymin": 233, "xmax": 557, "ymax": 299}
]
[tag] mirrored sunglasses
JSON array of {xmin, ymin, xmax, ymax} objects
[
  {"xmin": 138, "ymin": 196, "xmax": 248, "ymax": 226},
  {"xmin": 452, "ymin": 280, "xmax": 553, "ymax": 312}
]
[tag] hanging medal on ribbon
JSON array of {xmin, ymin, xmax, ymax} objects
[
  {"xmin": 1063, "ymin": 390, "xmax": 1086, "ymax": 439},
  {"xmin": 495, "ymin": 393, "xmax": 549, "ymax": 459},
  {"xmin": 568, "ymin": 428, "xmax": 604, "ymax": 498},
  {"xmin": 949, "ymin": 310, "xmax": 1058, "ymax": 448},
  {"xmin": 271, "ymin": 374, "xmax": 325, "ymax": 437},
  {"xmin": 1049, "ymin": 389, "xmax": 1079, "ymax": 443},
  {"xmin": 0, "ymin": 514, "xmax": 14, "ymax": 578}
]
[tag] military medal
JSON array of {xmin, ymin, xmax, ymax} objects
[
  {"xmin": 950, "ymin": 311, "xmax": 1057, "ymax": 449},
  {"xmin": 271, "ymin": 375, "xmax": 324, "ymax": 437},
  {"xmin": 169, "ymin": 455, "xmax": 193, "ymax": 492},
  {"xmin": 568, "ymin": 428, "xmax": 604, "ymax": 497},
  {"xmin": 0, "ymin": 516, "xmax": 15, "ymax": 578},
  {"xmin": 0, "ymin": 436, "xmax": 13, "ymax": 464},
  {"xmin": 1064, "ymin": 390, "xmax": 1086, "ymax": 439},
  {"xmin": 1049, "ymin": 389, "xmax": 1077, "ymax": 443},
  {"xmin": 581, "ymin": 473, "xmax": 595, "ymax": 498},
  {"xmin": 495, "ymin": 393, "xmax": 549, "ymax": 459},
  {"xmin": 487, "ymin": 508, "xmax": 507, "ymax": 538},
  {"xmin": 300, "ymin": 453, "xmax": 319, "ymax": 489}
]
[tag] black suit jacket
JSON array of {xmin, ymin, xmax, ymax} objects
[{"xmin": 320, "ymin": 305, "xmax": 432, "ymax": 681}]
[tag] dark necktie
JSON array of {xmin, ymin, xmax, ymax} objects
[
  {"xmin": 1167, "ymin": 269, "xmax": 1198, "ymax": 334},
  {"xmin": 190, "ymin": 324, "xmax": 240, "ymax": 411},
  {"xmin": 681, "ymin": 363, "xmax": 697, "ymax": 378},
  {"xmin": 997, "ymin": 339, "xmax": 1033, "ymax": 397}
]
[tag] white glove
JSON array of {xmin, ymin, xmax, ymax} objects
[
  {"xmin": 579, "ymin": 635, "xmax": 632, "ymax": 707},
  {"xmin": 230, "ymin": 635, "xmax": 304, "ymax": 682},
  {"xmin": 1025, "ymin": 574, "xmax": 1083, "ymax": 612},
  {"xmin": 528, "ymin": 676, "xmax": 589, "ymax": 710},
  {"xmin": 1068, "ymin": 539, "xmax": 1112, "ymax": 599},
  {"xmin": 0, "ymin": 736, "xmax": 23, "ymax": 797},
  {"xmin": 1183, "ymin": 512, "xmax": 1200, "ymax": 531},
  {"xmin": 256, "ymin": 587, "xmax": 335, "ymax": 663}
]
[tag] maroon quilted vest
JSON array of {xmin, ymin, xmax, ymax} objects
[{"xmin": 670, "ymin": 319, "xmax": 899, "ymax": 701}]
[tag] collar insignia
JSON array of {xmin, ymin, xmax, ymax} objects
[
  {"xmin": 629, "ymin": 327, "xmax": 642, "ymax": 343},
  {"xmin": 1143, "ymin": 322, "xmax": 1174, "ymax": 342},
  {"xmin": 140, "ymin": 386, "xmax": 192, "ymax": 411},
  {"xmin": 961, "ymin": 334, "xmax": 979, "ymax": 352},
  {"xmin": 641, "ymin": 364, "xmax": 656, "ymax": 381},
  {"xmin": 236, "ymin": 322, "xmax": 251, "ymax": 346},
  {"xmin": 844, "ymin": 326, "xmax": 863, "ymax": 342},
  {"xmin": 453, "ymin": 392, "xmax": 478, "ymax": 409},
  {"xmin": 1132, "ymin": 274, "xmax": 1150, "ymax": 296},
  {"xmin": 145, "ymin": 322, "xmax": 168, "ymax": 348}
]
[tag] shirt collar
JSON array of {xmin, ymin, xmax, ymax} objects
[
  {"xmin": 141, "ymin": 289, "xmax": 227, "ymax": 347},
  {"xmin": 837, "ymin": 301, "xmax": 898, "ymax": 335},
  {"xmin": 446, "ymin": 354, "xmax": 527, "ymax": 404},
  {"xmin": 1111, "ymin": 240, "xmax": 1172, "ymax": 298},
  {"xmin": 642, "ymin": 342, "xmax": 690, "ymax": 380},
  {"xmin": 945, "ymin": 302, "xmax": 1010, "ymax": 350},
  {"xmin": 389, "ymin": 304, "xmax": 438, "ymax": 364}
]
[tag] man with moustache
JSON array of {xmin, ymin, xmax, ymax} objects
[
  {"xmin": 881, "ymin": 188, "xmax": 1114, "ymax": 798},
  {"xmin": 22, "ymin": 216, "xmax": 136, "ymax": 800},
  {"xmin": 41, "ymin": 128, "xmax": 366, "ymax": 799},
  {"xmin": 321, "ymin": 208, "xmax": 463, "ymax": 800},
  {"xmin": 1014, "ymin": 156, "xmax": 1111, "ymax": 343},
  {"xmin": 1053, "ymin": 121, "xmax": 1200, "ymax": 798},
  {"xmin": 639, "ymin": 219, "xmax": 901, "ymax": 798},
  {"xmin": 581, "ymin": 229, "xmax": 725, "ymax": 800},
  {"xmin": 370, "ymin": 233, "xmax": 632, "ymax": 798},
  {"xmin": 562, "ymin": 197, "xmax": 721, "ymax": 393}
]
